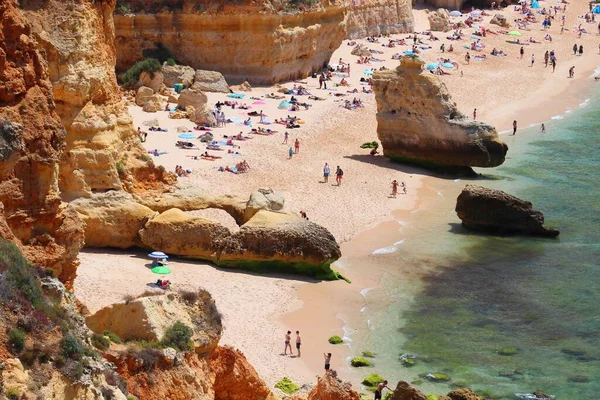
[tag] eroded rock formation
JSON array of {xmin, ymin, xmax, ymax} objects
[
  {"xmin": 390, "ymin": 380, "xmax": 428, "ymax": 400},
  {"xmin": 428, "ymin": 8, "xmax": 451, "ymax": 32},
  {"xmin": 373, "ymin": 57, "xmax": 508, "ymax": 169},
  {"xmin": 307, "ymin": 373, "xmax": 361, "ymax": 400},
  {"xmin": 0, "ymin": 1, "xmax": 85, "ymax": 286},
  {"xmin": 345, "ymin": 0, "xmax": 414, "ymax": 38},
  {"xmin": 455, "ymin": 184, "xmax": 560, "ymax": 237},
  {"xmin": 114, "ymin": 0, "xmax": 413, "ymax": 84}
]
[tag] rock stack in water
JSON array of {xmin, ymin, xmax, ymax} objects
[
  {"xmin": 455, "ymin": 184, "xmax": 560, "ymax": 237},
  {"xmin": 372, "ymin": 57, "xmax": 508, "ymax": 171}
]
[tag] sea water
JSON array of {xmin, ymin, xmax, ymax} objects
[{"xmin": 352, "ymin": 91, "xmax": 600, "ymax": 399}]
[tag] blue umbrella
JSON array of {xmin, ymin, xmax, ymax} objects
[
  {"xmin": 442, "ymin": 62, "xmax": 454, "ymax": 69},
  {"xmin": 148, "ymin": 251, "xmax": 168, "ymax": 259},
  {"xmin": 426, "ymin": 63, "xmax": 439, "ymax": 70},
  {"xmin": 404, "ymin": 50, "xmax": 415, "ymax": 56},
  {"xmin": 593, "ymin": 5, "xmax": 600, "ymax": 13},
  {"xmin": 178, "ymin": 132, "xmax": 196, "ymax": 139},
  {"xmin": 227, "ymin": 93, "xmax": 245, "ymax": 99},
  {"xmin": 363, "ymin": 69, "xmax": 374, "ymax": 75}
]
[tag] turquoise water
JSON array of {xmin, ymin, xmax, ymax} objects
[{"xmin": 356, "ymin": 92, "xmax": 600, "ymax": 399}]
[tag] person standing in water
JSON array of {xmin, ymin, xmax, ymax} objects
[
  {"xmin": 374, "ymin": 380, "xmax": 392, "ymax": 400},
  {"xmin": 295, "ymin": 331, "xmax": 302, "ymax": 357},
  {"xmin": 323, "ymin": 353, "xmax": 332, "ymax": 373},
  {"xmin": 284, "ymin": 331, "xmax": 292, "ymax": 355},
  {"xmin": 540, "ymin": 123, "xmax": 546, "ymax": 133},
  {"xmin": 513, "ymin": 120, "xmax": 518, "ymax": 135}
]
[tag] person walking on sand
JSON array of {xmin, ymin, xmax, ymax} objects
[
  {"xmin": 513, "ymin": 120, "xmax": 518, "ymax": 135},
  {"xmin": 569, "ymin": 66, "xmax": 575, "ymax": 78},
  {"xmin": 283, "ymin": 131, "xmax": 289, "ymax": 144},
  {"xmin": 294, "ymin": 138, "xmax": 300, "ymax": 154},
  {"xmin": 318, "ymin": 74, "xmax": 323, "ymax": 89},
  {"xmin": 295, "ymin": 331, "xmax": 302, "ymax": 357},
  {"xmin": 465, "ymin": 52, "xmax": 471, "ymax": 65},
  {"xmin": 544, "ymin": 51, "xmax": 549, "ymax": 68},
  {"xmin": 401, "ymin": 181, "xmax": 407, "ymax": 195},
  {"xmin": 374, "ymin": 381, "xmax": 392, "ymax": 400},
  {"xmin": 259, "ymin": 110, "xmax": 265, "ymax": 124},
  {"xmin": 323, "ymin": 162, "xmax": 330, "ymax": 183},
  {"xmin": 335, "ymin": 166, "xmax": 343, "ymax": 186},
  {"xmin": 573, "ymin": 44, "xmax": 578, "ymax": 55},
  {"xmin": 288, "ymin": 147, "xmax": 293, "ymax": 159},
  {"xmin": 551, "ymin": 57, "xmax": 557, "ymax": 73},
  {"xmin": 520, "ymin": 46, "xmax": 524, "ymax": 59},
  {"xmin": 473, "ymin": 108, "xmax": 477, "ymax": 120},
  {"xmin": 540, "ymin": 123, "xmax": 546, "ymax": 133},
  {"xmin": 391, "ymin": 180, "xmax": 399, "ymax": 198},
  {"xmin": 323, "ymin": 353, "xmax": 332, "ymax": 373},
  {"xmin": 579, "ymin": 45, "xmax": 583, "ymax": 56},
  {"xmin": 530, "ymin": 54, "xmax": 535, "ymax": 67},
  {"xmin": 284, "ymin": 331, "xmax": 292, "ymax": 355}
]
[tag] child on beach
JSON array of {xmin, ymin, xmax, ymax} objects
[
  {"xmin": 294, "ymin": 138, "xmax": 300, "ymax": 154},
  {"xmin": 401, "ymin": 182, "xmax": 407, "ymax": 195},
  {"xmin": 288, "ymin": 147, "xmax": 293, "ymax": 159},
  {"xmin": 323, "ymin": 353, "xmax": 332, "ymax": 373}
]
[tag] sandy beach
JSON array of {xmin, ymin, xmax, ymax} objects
[{"xmin": 75, "ymin": 0, "xmax": 600, "ymax": 391}]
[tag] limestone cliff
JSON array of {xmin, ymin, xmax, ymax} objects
[
  {"xmin": 22, "ymin": 0, "xmax": 172, "ymax": 200},
  {"xmin": 346, "ymin": 0, "xmax": 414, "ymax": 39},
  {"xmin": 114, "ymin": 1, "xmax": 347, "ymax": 85},
  {"xmin": 0, "ymin": 1, "xmax": 85, "ymax": 286},
  {"xmin": 372, "ymin": 57, "xmax": 508, "ymax": 169}
]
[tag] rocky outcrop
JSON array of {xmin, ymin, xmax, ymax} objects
[
  {"xmin": 209, "ymin": 346, "xmax": 275, "ymax": 400},
  {"xmin": 178, "ymin": 87, "xmax": 209, "ymax": 111},
  {"xmin": 137, "ymin": 70, "xmax": 164, "ymax": 93},
  {"xmin": 0, "ymin": 2, "xmax": 85, "ymax": 286},
  {"xmin": 163, "ymin": 63, "xmax": 196, "ymax": 87},
  {"xmin": 351, "ymin": 44, "xmax": 372, "ymax": 57},
  {"xmin": 22, "ymin": 0, "xmax": 170, "ymax": 201},
  {"xmin": 345, "ymin": 0, "xmax": 414, "ymax": 39},
  {"xmin": 192, "ymin": 70, "xmax": 230, "ymax": 93},
  {"xmin": 390, "ymin": 380, "xmax": 428, "ymax": 400},
  {"xmin": 490, "ymin": 14, "xmax": 510, "ymax": 28},
  {"xmin": 114, "ymin": 2, "xmax": 347, "ymax": 85},
  {"xmin": 71, "ymin": 191, "xmax": 158, "ymax": 248},
  {"xmin": 428, "ymin": 8, "xmax": 451, "ymax": 32},
  {"xmin": 244, "ymin": 188, "xmax": 286, "ymax": 222},
  {"xmin": 455, "ymin": 184, "xmax": 560, "ymax": 237},
  {"xmin": 307, "ymin": 373, "xmax": 360, "ymax": 400},
  {"xmin": 87, "ymin": 291, "xmax": 222, "ymax": 354},
  {"xmin": 372, "ymin": 57, "xmax": 508, "ymax": 169},
  {"xmin": 447, "ymin": 389, "xmax": 485, "ymax": 400}
]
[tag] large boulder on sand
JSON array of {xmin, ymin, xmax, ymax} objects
[
  {"xmin": 162, "ymin": 64, "xmax": 195, "ymax": 87},
  {"xmin": 137, "ymin": 71, "xmax": 163, "ymax": 93},
  {"xmin": 218, "ymin": 210, "xmax": 341, "ymax": 277},
  {"xmin": 490, "ymin": 13, "xmax": 510, "ymax": 28},
  {"xmin": 135, "ymin": 86, "xmax": 154, "ymax": 106},
  {"xmin": 87, "ymin": 292, "xmax": 222, "ymax": 354},
  {"xmin": 428, "ymin": 8, "xmax": 451, "ymax": 32},
  {"xmin": 177, "ymin": 87, "xmax": 208, "ymax": 111},
  {"xmin": 139, "ymin": 208, "xmax": 231, "ymax": 260},
  {"xmin": 455, "ymin": 184, "xmax": 560, "ymax": 237},
  {"xmin": 307, "ymin": 374, "xmax": 360, "ymax": 400},
  {"xmin": 372, "ymin": 57, "xmax": 508, "ymax": 169},
  {"xmin": 142, "ymin": 96, "xmax": 162, "ymax": 112},
  {"xmin": 192, "ymin": 70, "xmax": 230, "ymax": 93},
  {"xmin": 230, "ymin": 80, "xmax": 252, "ymax": 92},
  {"xmin": 71, "ymin": 191, "xmax": 158, "ymax": 248},
  {"xmin": 351, "ymin": 44, "xmax": 372, "ymax": 57},
  {"xmin": 244, "ymin": 188, "xmax": 285, "ymax": 222},
  {"xmin": 190, "ymin": 106, "xmax": 217, "ymax": 127},
  {"xmin": 390, "ymin": 381, "xmax": 428, "ymax": 400}
]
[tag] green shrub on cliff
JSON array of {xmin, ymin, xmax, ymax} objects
[
  {"xmin": 91, "ymin": 333, "xmax": 110, "ymax": 351},
  {"xmin": 274, "ymin": 377, "xmax": 299, "ymax": 394},
  {"xmin": 8, "ymin": 328, "xmax": 26, "ymax": 353},
  {"xmin": 328, "ymin": 335, "xmax": 343, "ymax": 344},
  {"xmin": 121, "ymin": 58, "xmax": 161, "ymax": 87},
  {"xmin": 162, "ymin": 321, "xmax": 193, "ymax": 351}
]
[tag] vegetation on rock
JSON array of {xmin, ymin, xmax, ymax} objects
[
  {"xmin": 351, "ymin": 356, "xmax": 373, "ymax": 367},
  {"xmin": 328, "ymin": 335, "xmax": 343, "ymax": 344},
  {"xmin": 362, "ymin": 350, "xmax": 376, "ymax": 358},
  {"xmin": 274, "ymin": 377, "xmax": 300, "ymax": 394},
  {"xmin": 121, "ymin": 58, "xmax": 162, "ymax": 87},
  {"xmin": 91, "ymin": 333, "xmax": 111, "ymax": 351},
  {"xmin": 161, "ymin": 321, "xmax": 194, "ymax": 351}
]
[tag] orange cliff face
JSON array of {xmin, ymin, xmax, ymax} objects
[
  {"xmin": 113, "ymin": 0, "xmax": 414, "ymax": 85},
  {"xmin": 22, "ymin": 0, "xmax": 174, "ymax": 201},
  {"xmin": 0, "ymin": 0, "xmax": 85, "ymax": 286}
]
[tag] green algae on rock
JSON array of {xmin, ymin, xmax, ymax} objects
[
  {"xmin": 351, "ymin": 356, "xmax": 373, "ymax": 367},
  {"xmin": 274, "ymin": 377, "xmax": 299, "ymax": 394},
  {"xmin": 328, "ymin": 335, "xmax": 344, "ymax": 344},
  {"xmin": 425, "ymin": 372, "xmax": 451, "ymax": 382},
  {"xmin": 362, "ymin": 373, "xmax": 385, "ymax": 388}
]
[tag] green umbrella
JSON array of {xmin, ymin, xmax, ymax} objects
[
  {"xmin": 508, "ymin": 31, "xmax": 522, "ymax": 36},
  {"xmin": 151, "ymin": 266, "xmax": 171, "ymax": 274}
]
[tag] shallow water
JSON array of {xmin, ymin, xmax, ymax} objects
[{"xmin": 352, "ymin": 90, "xmax": 600, "ymax": 399}]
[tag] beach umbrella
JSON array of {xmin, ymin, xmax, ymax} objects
[
  {"xmin": 227, "ymin": 93, "xmax": 245, "ymax": 99},
  {"xmin": 148, "ymin": 251, "xmax": 168, "ymax": 259},
  {"xmin": 425, "ymin": 63, "xmax": 439, "ymax": 70},
  {"xmin": 363, "ymin": 69, "xmax": 374, "ymax": 75},
  {"xmin": 508, "ymin": 31, "xmax": 522, "ymax": 36},
  {"xmin": 470, "ymin": 10, "xmax": 482, "ymax": 16},
  {"xmin": 151, "ymin": 266, "xmax": 171, "ymax": 274},
  {"xmin": 449, "ymin": 10, "xmax": 462, "ymax": 17},
  {"xmin": 278, "ymin": 100, "xmax": 291, "ymax": 109},
  {"xmin": 442, "ymin": 62, "xmax": 454, "ymax": 69},
  {"xmin": 178, "ymin": 132, "xmax": 196, "ymax": 139},
  {"xmin": 252, "ymin": 100, "xmax": 266, "ymax": 105},
  {"xmin": 593, "ymin": 5, "xmax": 600, "ymax": 14}
]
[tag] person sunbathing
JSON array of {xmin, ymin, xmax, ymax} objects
[{"xmin": 339, "ymin": 78, "xmax": 349, "ymax": 86}]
